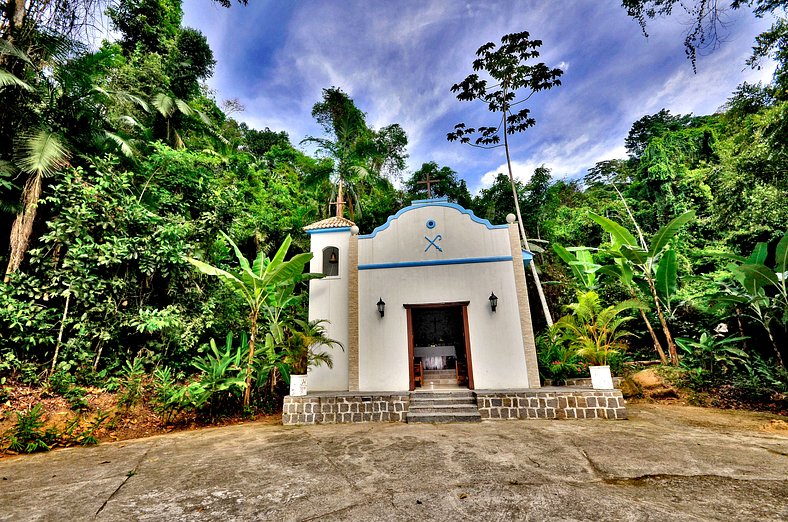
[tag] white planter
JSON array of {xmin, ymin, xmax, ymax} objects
[
  {"xmin": 289, "ymin": 374, "xmax": 308, "ymax": 396},
  {"xmin": 589, "ymin": 365, "xmax": 614, "ymax": 390}
]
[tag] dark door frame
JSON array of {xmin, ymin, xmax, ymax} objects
[{"xmin": 404, "ymin": 301, "xmax": 474, "ymax": 391}]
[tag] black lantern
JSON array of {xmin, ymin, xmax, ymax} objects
[
  {"xmin": 377, "ymin": 297, "xmax": 386, "ymax": 317},
  {"xmin": 489, "ymin": 292, "xmax": 498, "ymax": 313}
]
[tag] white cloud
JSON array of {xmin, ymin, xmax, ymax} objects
[
  {"xmin": 181, "ymin": 0, "xmax": 779, "ymax": 197},
  {"xmin": 475, "ymin": 142, "xmax": 628, "ymax": 194}
]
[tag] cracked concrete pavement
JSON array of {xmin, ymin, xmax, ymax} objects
[{"xmin": 1, "ymin": 404, "xmax": 786, "ymax": 521}]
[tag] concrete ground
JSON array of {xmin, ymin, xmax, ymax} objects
[{"xmin": 1, "ymin": 404, "xmax": 786, "ymax": 521}]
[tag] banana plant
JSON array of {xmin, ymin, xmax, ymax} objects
[
  {"xmin": 589, "ymin": 210, "xmax": 695, "ymax": 365},
  {"xmin": 186, "ymin": 233, "xmax": 320, "ymax": 407},
  {"xmin": 552, "ymin": 245, "xmax": 600, "ymax": 291},
  {"xmin": 711, "ymin": 232, "xmax": 788, "ymax": 367}
]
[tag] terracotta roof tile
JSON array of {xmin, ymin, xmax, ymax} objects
[{"xmin": 303, "ymin": 216, "xmax": 356, "ymax": 231}]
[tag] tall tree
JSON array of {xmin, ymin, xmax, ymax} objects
[
  {"xmin": 303, "ymin": 87, "xmax": 407, "ymax": 220},
  {"xmin": 447, "ymin": 31, "xmax": 563, "ymax": 326},
  {"xmin": 625, "ymin": 109, "xmax": 693, "ymax": 159}
]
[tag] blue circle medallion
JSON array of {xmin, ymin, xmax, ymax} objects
[{"xmin": 426, "ymin": 219, "xmax": 436, "ymax": 229}]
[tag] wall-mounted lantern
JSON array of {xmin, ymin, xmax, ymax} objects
[
  {"xmin": 377, "ymin": 298, "xmax": 386, "ymax": 317},
  {"xmin": 489, "ymin": 292, "xmax": 498, "ymax": 313}
]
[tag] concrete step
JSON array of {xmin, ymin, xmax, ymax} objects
[
  {"xmin": 423, "ymin": 379, "xmax": 458, "ymax": 385},
  {"xmin": 407, "ymin": 411, "xmax": 482, "ymax": 423},
  {"xmin": 423, "ymin": 370, "xmax": 455, "ymax": 377}
]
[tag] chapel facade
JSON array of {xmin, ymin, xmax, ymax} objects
[{"xmin": 304, "ymin": 197, "xmax": 540, "ymax": 392}]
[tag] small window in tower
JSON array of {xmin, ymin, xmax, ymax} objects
[{"xmin": 323, "ymin": 246, "xmax": 339, "ymax": 277}]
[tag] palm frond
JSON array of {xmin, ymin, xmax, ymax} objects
[
  {"xmin": 103, "ymin": 131, "xmax": 135, "ymax": 158},
  {"xmin": 194, "ymin": 108, "xmax": 213, "ymax": 126},
  {"xmin": 116, "ymin": 91, "xmax": 150, "ymax": 113},
  {"xmin": 115, "ymin": 115, "xmax": 143, "ymax": 128},
  {"xmin": 16, "ymin": 130, "xmax": 71, "ymax": 177},
  {"xmin": 174, "ymin": 98, "xmax": 195, "ymax": 116},
  {"xmin": 152, "ymin": 93, "xmax": 175, "ymax": 118},
  {"xmin": 0, "ymin": 70, "xmax": 34, "ymax": 91},
  {"xmin": 0, "ymin": 38, "xmax": 33, "ymax": 65}
]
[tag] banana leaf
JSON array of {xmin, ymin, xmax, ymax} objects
[
  {"xmin": 656, "ymin": 249, "xmax": 677, "ymax": 302},
  {"xmin": 588, "ymin": 212, "xmax": 637, "ymax": 248},
  {"xmin": 648, "ymin": 210, "xmax": 695, "ymax": 257}
]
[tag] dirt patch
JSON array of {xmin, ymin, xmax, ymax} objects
[
  {"xmin": 0, "ymin": 385, "xmax": 281, "ymax": 458},
  {"xmin": 630, "ymin": 369, "xmax": 680, "ymax": 400},
  {"xmin": 630, "ymin": 402, "xmax": 788, "ymax": 433},
  {"xmin": 761, "ymin": 419, "xmax": 788, "ymax": 433}
]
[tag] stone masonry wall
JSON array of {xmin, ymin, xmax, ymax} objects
[
  {"xmin": 475, "ymin": 390, "xmax": 627, "ymax": 420},
  {"xmin": 283, "ymin": 394, "xmax": 409, "ymax": 425}
]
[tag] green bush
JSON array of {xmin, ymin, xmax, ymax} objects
[
  {"xmin": 118, "ymin": 358, "xmax": 146, "ymax": 408},
  {"xmin": 49, "ymin": 370, "xmax": 75, "ymax": 395},
  {"xmin": 64, "ymin": 387, "xmax": 90, "ymax": 412},
  {"xmin": 4, "ymin": 405, "xmax": 59, "ymax": 453}
]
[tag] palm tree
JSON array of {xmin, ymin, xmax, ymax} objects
[
  {"xmin": 302, "ymin": 87, "xmax": 407, "ymax": 219},
  {"xmin": 284, "ymin": 319, "xmax": 343, "ymax": 375},
  {"xmin": 1, "ymin": 37, "xmax": 146, "ymax": 279},
  {"xmin": 554, "ymin": 291, "xmax": 646, "ymax": 366}
]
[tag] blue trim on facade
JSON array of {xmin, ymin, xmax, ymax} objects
[
  {"xmin": 306, "ymin": 227, "xmax": 352, "ymax": 235},
  {"xmin": 358, "ymin": 200, "xmax": 507, "ymax": 239},
  {"xmin": 412, "ymin": 197, "xmax": 449, "ymax": 205},
  {"xmin": 522, "ymin": 250, "xmax": 534, "ymax": 266},
  {"xmin": 358, "ymin": 255, "xmax": 513, "ymax": 271}
]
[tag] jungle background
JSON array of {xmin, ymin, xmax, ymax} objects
[{"xmin": 1, "ymin": 0, "xmax": 786, "ymax": 452}]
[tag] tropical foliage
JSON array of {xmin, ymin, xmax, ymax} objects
[{"xmin": 1, "ymin": 0, "xmax": 787, "ymax": 442}]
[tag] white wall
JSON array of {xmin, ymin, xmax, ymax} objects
[
  {"xmin": 356, "ymin": 201, "xmax": 532, "ymax": 391},
  {"xmin": 358, "ymin": 262, "xmax": 530, "ymax": 390},
  {"xmin": 307, "ymin": 230, "xmax": 350, "ymax": 391}
]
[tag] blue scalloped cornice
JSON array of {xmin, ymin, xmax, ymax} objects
[{"xmin": 358, "ymin": 199, "xmax": 507, "ymax": 239}]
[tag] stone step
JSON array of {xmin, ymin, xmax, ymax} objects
[
  {"xmin": 407, "ymin": 411, "xmax": 482, "ymax": 423},
  {"xmin": 422, "ymin": 379, "xmax": 458, "ymax": 385},
  {"xmin": 410, "ymin": 390, "xmax": 475, "ymax": 399},
  {"xmin": 423, "ymin": 369, "xmax": 455, "ymax": 376},
  {"xmin": 410, "ymin": 397, "xmax": 477, "ymax": 407},
  {"xmin": 409, "ymin": 404, "xmax": 480, "ymax": 415},
  {"xmin": 407, "ymin": 389, "xmax": 481, "ymax": 423}
]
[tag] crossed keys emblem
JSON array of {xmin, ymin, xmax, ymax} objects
[{"xmin": 424, "ymin": 234, "xmax": 443, "ymax": 252}]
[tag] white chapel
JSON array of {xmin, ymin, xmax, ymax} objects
[{"xmin": 304, "ymin": 197, "xmax": 540, "ymax": 392}]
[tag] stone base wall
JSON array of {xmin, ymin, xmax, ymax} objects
[
  {"xmin": 283, "ymin": 394, "xmax": 409, "ymax": 425},
  {"xmin": 475, "ymin": 390, "xmax": 627, "ymax": 420}
]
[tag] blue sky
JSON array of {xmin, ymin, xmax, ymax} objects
[{"xmin": 182, "ymin": 1, "xmax": 775, "ymax": 193}]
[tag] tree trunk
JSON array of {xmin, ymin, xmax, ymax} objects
[
  {"xmin": 624, "ymin": 284, "xmax": 668, "ymax": 363},
  {"xmin": 735, "ymin": 307, "xmax": 748, "ymax": 351},
  {"xmin": 243, "ymin": 311, "xmax": 258, "ymax": 408},
  {"xmin": 502, "ymin": 109, "xmax": 553, "ymax": 327},
  {"xmin": 50, "ymin": 291, "xmax": 71, "ymax": 375},
  {"xmin": 645, "ymin": 273, "xmax": 678, "ymax": 364},
  {"xmin": 640, "ymin": 307, "xmax": 668, "ymax": 365},
  {"xmin": 93, "ymin": 341, "xmax": 104, "ymax": 371},
  {"xmin": 5, "ymin": 173, "xmax": 43, "ymax": 281},
  {"xmin": 764, "ymin": 323, "xmax": 785, "ymax": 368}
]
